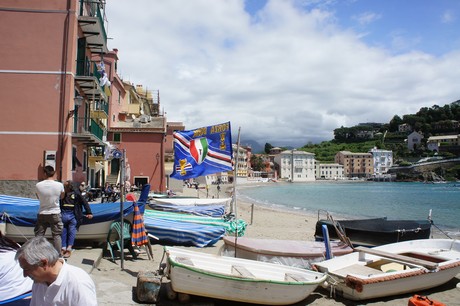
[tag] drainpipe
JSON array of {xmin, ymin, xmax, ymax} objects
[{"xmin": 58, "ymin": 0, "xmax": 72, "ymax": 181}]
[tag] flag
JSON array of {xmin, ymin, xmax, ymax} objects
[
  {"xmin": 171, "ymin": 122, "xmax": 233, "ymax": 180},
  {"xmin": 131, "ymin": 201, "xmax": 148, "ymax": 246}
]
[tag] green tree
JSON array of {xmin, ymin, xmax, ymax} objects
[
  {"xmin": 250, "ymin": 155, "xmax": 265, "ymax": 171},
  {"xmin": 264, "ymin": 143, "xmax": 273, "ymax": 154}
]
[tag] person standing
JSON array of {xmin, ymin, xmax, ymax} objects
[
  {"xmin": 0, "ymin": 232, "xmax": 33, "ymax": 302},
  {"xmin": 15, "ymin": 236, "xmax": 97, "ymax": 306},
  {"xmin": 60, "ymin": 181, "xmax": 93, "ymax": 258},
  {"xmin": 35, "ymin": 165, "xmax": 64, "ymax": 252}
]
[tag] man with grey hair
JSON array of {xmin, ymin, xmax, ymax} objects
[
  {"xmin": 15, "ymin": 236, "xmax": 97, "ymax": 306},
  {"xmin": 35, "ymin": 165, "xmax": 64, "ymax": 252}
]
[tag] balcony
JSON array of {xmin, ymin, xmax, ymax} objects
[
  {"xmin": 78, "ymin": 0, "xmax": 108, "ymax": 53},
  {"xmin": 91, "ymin": 100, "xmax": 109, "ymax": 120},
  {"xmin": 75, "ymin": 59, "xmax": 108, "ymax": 106},
  {"xmin": 72, "ymin": 117, "xmax": 106, "ymax": 146}
]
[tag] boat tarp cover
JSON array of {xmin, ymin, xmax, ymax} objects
[
  {"xmin": 143, "ymin": 209, "xmax": 247, "ymax": 247},
  {"xmin": 0, "ymin": 195, "xmax": 135, "ymax": 227},
  {"xmin": 150, "ymin": 197, "xmax": 232, "ymax": 206},
  {"xmin": 148, "ymin": 203, "xmax": 225, "ymax": 217},
  {"xmin": 144, "ymin": 209, "xmax": 247, "ymax": 236},
  {"xmin": 144, "ymin": 217, "xmax": 225, "ymax": 247}
]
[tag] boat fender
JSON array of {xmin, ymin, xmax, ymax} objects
[
  {"xmin": 408, "ymin": 295, "xmax": 445, "ymax": 306},
  {"xmin": 345, "ymin": 277, "xmax": 363, "ymax": 293}
]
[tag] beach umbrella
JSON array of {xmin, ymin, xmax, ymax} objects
[{"xmin": 131, "ymin": 201, "xmax": 149, "ymax": 247}]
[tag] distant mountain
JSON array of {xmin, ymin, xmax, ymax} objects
[{"xmin": 239, "ymin": 138, "xmax": 264, "ymax": 153}]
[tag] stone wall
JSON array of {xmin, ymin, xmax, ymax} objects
[{"xmin": 0, "ymin": 180, "xmax": 37, "ymax": 198}]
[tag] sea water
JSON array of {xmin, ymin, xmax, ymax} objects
[{"xmin": 237, "ymin": 181, "xmax": 460, "ymax": 237}]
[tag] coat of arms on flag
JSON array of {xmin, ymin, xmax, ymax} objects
[{"xmin": 171, "ymin": 122, "xmax": 233, "ymax": 180}]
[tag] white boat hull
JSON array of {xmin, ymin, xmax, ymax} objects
[
  {"xmin": 314, "ymin": 239, "xmax": 460, "ymax": 301},
  {"xmin": 165, "ymin": 246, "xmax": 327, "ymax": 305},
  {"xmin": 151, "ymin": 197, "xmax": 231, "ymax": 206},
  {"xmin": 5, "ymin": 221, "xmax": 113, "ymax": 242}
]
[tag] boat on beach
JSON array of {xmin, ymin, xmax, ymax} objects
[
  {"xmin": 220, "ymin": 236, "xmax": 353, "ymax": 268},
  {"xmin": 148, "ymin": 203, "xmax": 226, "ymax": 217},
  {"xmin": 314, "ymin": 213, "xmax": 432, "ymax": 247},
  {"xmin": 150, "ymin": 197, "xmax": 232, "ymax": 206},
  {"xmin": 142, "ymin": 209, "xmax": 246, "ymax": 247},
  {"xmin": 0, "ymin": 184, "xmax": 152, "ymax": 243},
  {"xmin": 313, "ymin": 239, "xmax": 460, "ymax": 301},
  {"xmin": 163, "ymin": 246, "xmax": 327, "ymax": 305},
  {"xmin": 0, "ymin": 194, "xmax": 139, "ymax": 242}
]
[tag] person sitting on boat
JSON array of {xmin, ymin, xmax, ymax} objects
[
  {"xmin": 0, "ymin": 232, "xmax": 33, "ymax": 303},
  {"xmin": 60, "ymin": 181, "xmax": 93, "ymax": 258}
]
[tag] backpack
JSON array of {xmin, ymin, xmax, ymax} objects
[{"xmin": 408, "ymin": 295, "xmax": 445, "ymax": 306}]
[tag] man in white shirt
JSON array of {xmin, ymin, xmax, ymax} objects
[
  {"xmin": 15, "ymin": 236, "xmax": 97, "ymax": 306},
  {"xmin": 0, "ymin": 232, "xmax": 33, "ymax": 302},
  {"xmin": 35, "ymin": 166, "xmax": 65, "ymax": 252}
]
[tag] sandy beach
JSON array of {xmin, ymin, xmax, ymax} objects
[{"xmin": 91, "ymin": 182, "xmax": 460, "ymax": 305}]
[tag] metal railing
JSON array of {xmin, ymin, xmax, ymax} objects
[
  {"xmin": 79, "ymin": 0, "xmax": 107, "ymax": 42},
  {"xmin": 73, "ymin": 117, "xmax": 106, "ymax": 142}
]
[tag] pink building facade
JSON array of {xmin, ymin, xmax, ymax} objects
[{"xmin": 0, "ymin": 1, "xmax": 169, "ymax": 196}]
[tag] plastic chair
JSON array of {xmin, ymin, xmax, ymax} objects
[{"xmin": 106, "ymin": 219, "xmax": 137, "ymax": 262}]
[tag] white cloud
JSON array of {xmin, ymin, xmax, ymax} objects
[
  {"xmin": 352, "ymin": 11, "xmax": 382, "ymax": 26},
  {"xmin": 441, "ymin": 10, "xmax": 455, "ymax": 24},
  {"xmin": 106, "ymin": 0, "xmax": 460, "ymax": 148}
]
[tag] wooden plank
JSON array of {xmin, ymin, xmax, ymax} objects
[
  {"xmin": 231, "ymin": 265, "xmax": 255, "ymax": 278},
  {"xmin": 175, "ymin": 256, "xmax": 194, "ymax": 266},
  {"xmin": 284, "ymin": 273, "xmax": 307, "ymax": 282},
  {"xmin": 333, "ymin": 264, "xmax": 382, "ymax": 278},
  {"xmin": 355, "ymin": 246, "xmax": 438, "ymax": 270}
]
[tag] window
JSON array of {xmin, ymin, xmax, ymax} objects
[
  {"xmin": 83, "ymin": 150, "xmax": 87, "ymax": 171},
  {"xmin": 72, "ymin": 146, "xmax": 77, "ymax": 171},
  {"xmin": 113, "ymin": 133, "xmax": 121, "ymax": 142}
]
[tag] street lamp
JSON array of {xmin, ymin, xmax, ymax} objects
[{"xmin": 74, "ymin": 95, "xmax": 84, "ymax": 106}]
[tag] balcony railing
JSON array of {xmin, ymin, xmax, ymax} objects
[
  {"xmin": 75, "ymin": 59, "xmax": 108, "ymax": 103},
  {"xmin": 73, "ymin": 117, "xmax": 106, "ymax": 144},
  {"xmin": 78, "ymin": 0, "xmax": 108, "ymax": 53},
  {"xmin": 76, "ymin": 59, "xmax": 102, "ymax": 78}
]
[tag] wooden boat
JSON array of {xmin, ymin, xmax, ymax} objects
[
  {"xmin": 143, "ymin": 210, "xmax": 246, "ymax": 247},
  {"xmin": 220, "ymin": 236, "xmax": 353, "ymax": 269},
  {"xmin": 313, "ymin": 239, "xmax": 460, "ymax": 301},
  {"xmin": 314, "ymin": 216, "xmax": 432, "ymax": 247},
  {"xmin": 1, "ymin": 184, "xmax": 152, "ymax": 243},
  {"xmin": 150, "ymin": 197, "xmax": 231, "ymax": 206},
  {"xmin": 148, "ymin": 203, "xmax": 226, "ymax": 217},
  {"xmin": 164, "ymin": 246, "xmax": 327, "ymax": 305},
  {"xmin": 0, "ymin": 194, "xmax": 142, "ymax": 242}
]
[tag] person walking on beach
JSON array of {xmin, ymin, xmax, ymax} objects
[
  {"xmin": 60, "ymin": 181, "xmax": 93, "ymax": 258},
  {"xmin": 15, "ymin": 236, "xmax": 97, "ymax": 306},
  {"xmin": 35, "ymin": 165, "xmax": 65, "ymax": 252}
]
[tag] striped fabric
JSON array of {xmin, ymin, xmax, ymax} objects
[
  {"xmin": 148, "ymin": 203, "xmax": 225, "ymax": 217},
  {"xmin": 131, "ymin": 201, "xmax": 148, "ymax": 246},
  {"xmin": 143, "ymin": 216, "xmax": 226, "ymax": 247},
  {"xmin": 144, "ymin": 209, "xmax": 247, "ymax": 236}
]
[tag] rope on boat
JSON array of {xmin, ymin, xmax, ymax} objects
[
  {"xmin": 2, "ymin": 213, "xmax": 30, "ymax": 241},
  {"xmin": 429, "ymin": 219, "xmax": 452, "ymax": 239},
  {"xmin": 325, "ymin": 273, "xmax": 341, "ymax": 298},
  {"xmin": 327, "ymin": 214, "xmax": 354, "ymax": 249}
]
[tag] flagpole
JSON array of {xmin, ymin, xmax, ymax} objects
[
  {"xmin": 233, "ymin": 127, "xmax": 241, "ymax": 257},
  {"xmin": 120, "ymin": 149, "xmax": 126, "ymax": 270}
]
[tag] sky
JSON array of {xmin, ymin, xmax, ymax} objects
[{"xmin": 105, "ymin": 0, "xmax": 460, "ymax": 148}]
